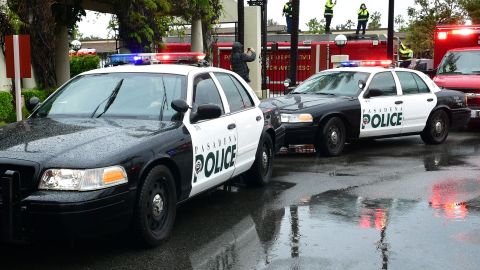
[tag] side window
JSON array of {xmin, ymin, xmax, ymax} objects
[
  {"xmin": 412, "ymin": 73, "xmax": 431, "ymax": 93},
  {"xmin": 193, "ymin": 74, "xmax": 224, "ymax": 114},
  {"xmin": 396, "ymin": 71, "xmax": 419, "ymax": 95},
  {"xmin": 368, "ymin": 72, "xmax": 397, "ymax": 96},
  {"xmin": 230, "ymin": 75, "xmax": 254, "ymax": 108},
  {"xmin": 214, "ymin": 73, "xmax": 245, "ymax": 112}
]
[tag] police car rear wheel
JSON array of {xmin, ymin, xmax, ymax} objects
[
  {"xmin": 316, "ymin": 117, "xmax": 346, "ymax": 156},
  {"xmin": 421, "ymin": 110, "xmax": 449, "ymax": 145},
  {"xmin": 133, "ymin": 165, "xmax": 177, "ymax": 247},
  {"xmin": 245, "ymin": 134, "xmax": 274, "ymax": 187}
]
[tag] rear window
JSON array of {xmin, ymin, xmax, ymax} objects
[{"xmin": 437, "ymin": 51, "xmax": 480, "ymax": 75}]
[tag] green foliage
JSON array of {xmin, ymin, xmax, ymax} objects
[
  {"xmin": 306, "ymin": 18, "xmax": 325, "ymax": 34},
  {"xmin": 368, "ymin": 11, "xmax": 382, "ymax": 30},
  {"xmin": 336, "ymin": 20, "xmax": 356, "ymax": 31},
  {"xmin": 0, "ymin": 91, "xmax": 13, "ymax": 121},
  {"xmin": 70, "ymin": 55, "xmax": 101, "ymax": 77},
  {"xmin": 406, "ymin": 0, "xmax": 465, "ymax": 58},
  {"xmin": 461, "ymin": 0, "xmax": 480, "ymax": 24},
  {"xmin": 22, "ymin": 89, "xmax": 50, "ymax": 104}
]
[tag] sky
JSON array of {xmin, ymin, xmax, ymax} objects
[{"xmin": 77, "ymin": 0, "xmax": 417, "ymax": 38}]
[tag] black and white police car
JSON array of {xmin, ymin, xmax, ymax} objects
[
  {"xmin": 262, "ymin": 67, "xmax": 470, "ymax": 156},
  {"xmin": 0, "ymin": 57, "xmax": 284, "ymax": 246}
]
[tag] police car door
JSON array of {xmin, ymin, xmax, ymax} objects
[
  {"xmin": 394, "ymin": 71, "xmax": 437, "ymax": 134},
  {"xmin": 212, "ymin": 72, "xmax": 264, "ymax": 176},
  {"xmin": 359, "ymin": 71, "xmax": 404, "ymax": 138},
  {"xmin": 185, "ymin": 73, "xmax": 237, "ymax": 197}
]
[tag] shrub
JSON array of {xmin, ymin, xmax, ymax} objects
[
  {"xmin": 0, "ymin": 91, "xmax": 13, "ymax": 121},
  {"xmin": 22, "ymin": 89, "xmax": 49, "ymax": 103},
  {"xmin": 70, "ymin": 55, "xmax": 101, "ymax": 77}
]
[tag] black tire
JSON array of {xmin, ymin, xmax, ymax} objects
[
  {"xmin": 315, "ymin": 117, "xmax": 346, "ymax": 156},
  {"xmin": 421, "ymin": 110, "xmax": 449, "ymax": 145},
  {"xmin": 132, "ymin": 165, "xmax": 177, "ymax": 247},
  {"xmin": 245, "ymin": 134, "xmax": 274, "ymax": 187}
]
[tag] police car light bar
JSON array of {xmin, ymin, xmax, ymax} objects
[
  {"xmin": 110, "ymin": 52, "xmax": 206, "ymax": 66},
  {"xmin": 340, "ymin": 60, "xmax": 392, "ymax": 68}
]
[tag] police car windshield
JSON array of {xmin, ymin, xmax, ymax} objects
[
  {"xmin": 292, "ymin": 71, "xmax": 370, "ymax": 97},
  {"xmin": 33, "ymin": 73, "xmax": 187, "ymax": 121},
  {"xmin": 438, "ymin": 51, "xmax": 480, "ymax": 75}
]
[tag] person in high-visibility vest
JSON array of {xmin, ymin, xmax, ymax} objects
[
  {"xmin": 399, "ymin": 42, "xmax": 414, "ymax": 68},
  {"xmin": 356, "ymin": 3, "xmax": 369, "ymax": 35},
  {"xmin": 283, "ymin": 0, "xmax": 293, "ymax": 34},
  {"xmin": 324, "ymin": 0, "xmax": 337, "ymax": 34}
]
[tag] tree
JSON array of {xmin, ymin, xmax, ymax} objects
[
  {"xmin": 368, "ymin": 11, "xmax": 382, "ymax": 30},
  {"xmin": 406, "ymin": 0, "xmax": 465, "ymax": 58},
  {"xmin": 461, "ymin": 0, "xmax": 480, "ymax": 24},
  {"xmin": 305, "ymin": 18, "xmax": 325, "ymax": 34},
  {"xmin": 345, "ymin": 19, "xmax": 356, "ymax": 30},
  {"xmin": 267, "ymin": 19, "xmax": 279, "ymax": 27},
  {"xmin": 394, "ymin": 14, "xmax": 407, "ymax": 32}
]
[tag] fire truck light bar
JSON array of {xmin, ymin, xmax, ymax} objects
[{"xmin": 110, "ymin": 53, "xmax": 206, "ymax": 66}]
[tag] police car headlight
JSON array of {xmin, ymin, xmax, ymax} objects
[
  {"xmin": 39, "ymin": 166, "xmax": 128, "ymax": 191},
  {"xmin": 281, "ymin": 113, "xmax": 313, "ymax": 123}
]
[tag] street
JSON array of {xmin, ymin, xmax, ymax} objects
[{"xmin": 2, "ymin": 131, "xmax": 480, "ymax": 270}]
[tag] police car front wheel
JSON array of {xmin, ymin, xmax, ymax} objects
[
  {"xmin": 245, "ymin": 134, "xmax": 274, "ymax": 187},
  {"xmin": 316, "ymin": 117, "xmax": 346, "ymax": 156},
  {"xmin": 421, "ymin": 110, "xmax": 449, "ymax": 145},
  {"xmin": 133, "ymin": 165, "xmax": 177, "ymax": 247}
]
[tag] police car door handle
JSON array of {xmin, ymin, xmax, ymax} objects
[
  {"xmin": 427, "ymin": 98, "xmax": 434, "ymax": 102},
  {"xmin": 395, "ymin": 101, "xmax": 403, "ymax": 105},
  {"xmin": 227, "ymin": 123, "xmax": 236, "ymax": 130}
]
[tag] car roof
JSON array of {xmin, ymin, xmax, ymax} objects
[
  {"xmin": 82, "ymin": 64, "xmax": 205, "ymax": 76},
  {"xmin": 447, "ymin": 47, "xmax": 480, "ymax": 52}
]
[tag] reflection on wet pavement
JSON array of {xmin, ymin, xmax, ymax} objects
[{"xmin": 2, "ymin": 133, "xmax": 480, "ymax": 270}]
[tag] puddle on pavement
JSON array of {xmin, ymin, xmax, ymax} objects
[{"xmin": 178, "ymin": 181, "xmax": 480, "ymax": 270}]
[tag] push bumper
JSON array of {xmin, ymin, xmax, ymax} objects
[
  {"xmin": 0, "ymin": 170, "xmax": 135, "ymax": 242},
  {"xmin": 283, "ymin": 123, "xmax": 317, "ymax": 146}
]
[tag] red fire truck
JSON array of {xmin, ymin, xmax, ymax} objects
[
  {"xmin": 160, "ymin": 37, "xmax": 393, "ymax": 93},
  {"xmin": 432, "ymin": 25, "xmax": 480, "ymax": 120}
]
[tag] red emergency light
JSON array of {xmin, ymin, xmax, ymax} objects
[
  {"xmin": 437, "ymin": 32, "xmax": 448, "ymax": 40},
  {"xmin": 361, "ymin": 60, "xmax": 392, "ymax": 67}
]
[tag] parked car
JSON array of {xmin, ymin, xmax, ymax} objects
[
  {"xmin": 262, "ymin": 67, "xmax": 470, "ymax": 156},
  {"xmin": 0, "ymin": 63, "xmax": 284, "ymax": 246}
]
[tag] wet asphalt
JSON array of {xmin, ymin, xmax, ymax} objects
[{"xmin": 2, "ymin": 131, "xmax": 480, "ymax": 270}]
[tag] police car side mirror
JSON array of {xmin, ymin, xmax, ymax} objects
[
  {"xmin": 195, "ymin": 104, "xmax": 222, "ymax": 121},
  {"xmin": 171, "ymin": 99, "xmax": 189, "ymax": 113},
  {"xmin": 27, "ymin": 97, "xmax": 41, "ymax": 112},
  {"xmin": 364, "ymin": 89, "xmax": 383, "ymax": 98}
]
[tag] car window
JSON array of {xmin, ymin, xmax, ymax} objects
[
  {"xmin": 33, "ymin": 73, "xmax": 186, "ymax": 121},
  {"xmin": 397, "ymin": 71, "xmax": 419, "ymax": 95},
  {"xmin": 215, "ymin": 73, "xmax": 254, "ymax": 112},
  {"xmin": 230, "ymin": 75, "xmax": 254, "ymax": 107},
  {"xmin": 367, "ymin": 72, "xmax": 397, "ymax": 96},
  {"xmin": 214, "ymin": 73, "xmax": 245, "ymax": 112},
  {"xmin": 412, "ymin": 73, "xmax": 430, "ymax": 93},
  {"xmin": 292, "ymin": 71, "xmax": 370, "ymax": 97},
  {"xmin": 193, "ymin": 74, "xmax": 224, "ymax": 114}
]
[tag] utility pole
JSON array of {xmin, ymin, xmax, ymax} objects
[
  {"xmin": 261, "ymin": 0, "xmax": 268, "ymax": 91},
  {"xmin": 289, "ymin": 0, "xmax": 299, "ymax": 86},
  {"xmin": 238, "ymin": 0, "xmax": 244, "ymax": 45},
  {"xmin": 387, "ymin": 0, "xmax": 394, "ymax": 61}
]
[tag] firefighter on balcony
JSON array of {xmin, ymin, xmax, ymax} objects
[
  {"xmin": 324, "ymin": 0, "xmax": 336, "ymax": 34},
  {"xmin": 282, "ymin": 0, "xmax": 293, "ymax": 33},
  {"xmin": 399, "ymin": 42, "xmax": 414, "ymax": 68},
  {"xmin": 356, "ymin": 3, "xmax": 369, "ymax": 36}
]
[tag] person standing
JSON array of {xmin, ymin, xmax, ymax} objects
[
  {"xmin": 231, "ymin": 42, "xmax": 256, "ymax": 83},
  {"xmin": 324, "ymin": 0, "xmax": 336, "ymax": 34},
  {"xmin": 283, "ymin": 0, "xmax": 293, "ymax": 33},
  {"xmin": 356, "ymin": 3, "xmax": 369, "ymax": 36},
  {"xmin": 399, "ymin": 42, "xmax": 414, "ymax": 68}
]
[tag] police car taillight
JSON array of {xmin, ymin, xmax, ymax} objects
[{"xmin": 110, "ymin": 52, "xmax": 207, "ymax": 66}]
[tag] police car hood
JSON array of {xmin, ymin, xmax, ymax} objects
[
  {"xmin": 0, "ymin": 118, "xmax": 180, "ymax": 168},
  {"xmin": 263, "ymin": 94, "xmax": 341, "ymax": 112}
]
